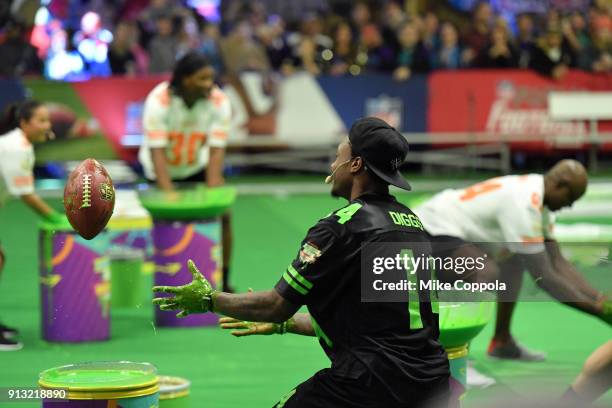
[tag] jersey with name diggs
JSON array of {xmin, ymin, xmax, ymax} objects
[{"xmin": 275, "ymin": 193, "xmax": 449, "ymax": 398}]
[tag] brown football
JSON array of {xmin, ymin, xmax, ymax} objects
[{"xmin": 64, "ymin": 158, "xmax": 115, "ymax": 240}]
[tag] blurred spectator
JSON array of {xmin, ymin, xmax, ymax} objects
[
  {"xmin": 350, "ymin": 1, "xmax": 371, "ymax": 34},
  {"xmin": 463, "ymin": 1, "xmax": 493, "ymax": 62},
  {"xmin": 530, "ymin": 26, "xmax": 573, "ymax": 79},
  {"xmin": 73, "ymin": 11, "xmax": 112, "ymax": 77},
  {"xmin": 256, "ymin": 16, "xmax": 292, "ymax": 73},
  {"xmin": 148, "ymin": 16, "xmax": 178, "ymax": 73},
  {"xmin": 220, "ymin": 20, "xmax": 270, "ymax": 74},
  {"xmin": 562, "ymin": 15, "xmax": 584, "ymax": 60},
  {"xmin": 140, "ymin": 0, "xmax": 183, "ymax": 33},
  {"xmin": 45, "ymin": 27, "xmax": 86, "ymax": 80},
  {"xmin": 475, "ymin": 25, "xmax": 518, "ymax": 68},
  {"xmin": 0, "ymin": 19, "xmax": 43, "ymax": 77},
  {"xmin": 516, "ymin": 13, "xmax": 536, "ymax": 68},
  {"xmin": 323, "ymin": 20, "xmax": 358, "ymax": 75},
  {"xmin": 199, "ymin": 22, "xmax": 225, "ymax": 74},
  {"xmin": 357, "ymin": 23, "xmax": 396, "ymax": 73},
  {"xmin": 108, "ymin": 21, "xmax": 136, "ymax": 75},
  {"xmin": 286, "ymin": 13, "xmax": 332, "ymax": 74},
  {"xmin": 421, "ymin": 11, "xmax": 440, "ymax": 53},
  {"xmin": 393, "ymin": 21, "xmax": 430, "ymax": 81},
  {"xmin": 431, "ymin": 21, "xmax": 469, "ymax": 70},
  {"xmin": 546, "ymin": 8, "xmax": 562, "ymax": 29},
  {"xmin": 380, "ymin": 0, "xmax": 407, "ymax": 53},
  {"xmin": 176, "ymin": 13, "xmax": 201, "ymax": 59},
  {"xmin": 570, "ymin": 11, "xmax": 593, "ymax": 49},
  {"xmin": 579, "ymin": 16, "xmax": 612, "ymax": 72}
]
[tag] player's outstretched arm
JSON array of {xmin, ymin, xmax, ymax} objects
[
  {"xmin": 150, "ymin": 147, "xmax": 174, "ymax": 191},
  {"xmin": 219, "ymin": 313, "xmax": 315, "ymax": 337},
  {"xmin": 21, "ymin": 193, "xmax": 60, "ymax": 221},
  {"xmin": 153, "ymin": 260, "xmax": 300, "ymax": 322},
  {"xmin": 546, "ymin": 240, "xmax": 604, "ymax": 302},
  {"xmin": 521, "ymin": 252, "xmax": 609, "ymax": 324},
  {"xmin": 207, "ymin": 147, "xmax": 225, "ymax": 187}
]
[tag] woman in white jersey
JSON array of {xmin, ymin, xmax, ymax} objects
[
  {"xmin": 0, "ymin": 100, "xmax": 61, "ymax": 351},
  {"xmin": 138, "ymin": 52, "xmax": 234, "ymax": 291}
]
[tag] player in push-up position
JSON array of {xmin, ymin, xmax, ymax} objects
[
  {"xmin": 138, "ymin": 51, "xmax": 234, "ymax": 291},
  {"xmin": 153, "ymin": 118, "xmax": 450, "ymax": 408},
  {"xmin": 414, "ymin": 160, "xmax": 611, "ymax": 365}
]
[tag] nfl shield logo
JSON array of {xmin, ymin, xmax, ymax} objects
[{"xmin": 365, "ymin": 95, "xmax": 403, "ymax": 129}]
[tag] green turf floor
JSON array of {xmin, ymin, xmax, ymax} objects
[{"xmin": 0, "ymin": 192, "xmax": 610, "ymax": 407}]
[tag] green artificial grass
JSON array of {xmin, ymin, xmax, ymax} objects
[{"xmin": 0, "ymin": 191, "xmax": 610, "ymax": 407}]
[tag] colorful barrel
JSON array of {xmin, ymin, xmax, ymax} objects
[
  {"xmin": 39, "ymin": 362, "xmax": 159, "ymax": 408},
  {"xmin": 446, "ymin": 345, "xmax": 468, "ymax": 408},
  {"xmin": 108, "ymin": 247, "xmax": 145, "ymax": 309},
  {"xmin": 158, "ymin": 376, "xmax": 190, "ymax": 408},
  {"xmin": 439, "ymin": 302, "xmax": 494, "ymax": 406},
  {"xmin": 39, "ymin": 221, "xmax": 110, "ymax": 342},
  {"xmin": 139, "ymin": 186, "xmax": 236, "ymax": 328},
  {"xmin": 152, "ymin": 219, "xmax": 222, "ymax": 327}
]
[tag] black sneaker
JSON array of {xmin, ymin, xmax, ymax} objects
[
  {"xmin": 0, "ymin": 323, "xmax": 19, "ymax": 338},
  {"xmin": 0, "ymin": 333, "xmax": 22, "ymax": 351},
  {"xmin": 488, "ymin": 338, "xmax": 546, "ymax": 361}
]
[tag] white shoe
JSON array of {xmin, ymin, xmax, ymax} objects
[
  {"xmin": 0, "ymin": 331, "xmax": 22, "ymax": 350},
  {"xmin": 466, "ymin": 361, "xmax": 496, "ymax": 389}
]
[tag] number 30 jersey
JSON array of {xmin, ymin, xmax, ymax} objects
[
  {"xmin": 415, "ymin": 174, "xmax": 555, "ymax": 255},
  {"xmin": 138, "ymin": 81, "xmax": 231, "ymax": 180}
]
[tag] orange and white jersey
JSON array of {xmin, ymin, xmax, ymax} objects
[
  {"xmin": 0, "ymin": 128, "xmax": 35, "ymax": 203},
  {"xmin": 415, "ymin": 174, "xmax": 555, "ymax": 255},
  {"xmin": 138, "ymin": 81, "xmax": 231, "ymax": 180}
]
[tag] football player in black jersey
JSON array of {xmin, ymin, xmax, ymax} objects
[{"xmin": 153, "ymin": 117, "xmax": 450, "ymax": 408}]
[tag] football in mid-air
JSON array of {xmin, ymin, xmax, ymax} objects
[{"xmin": 63, "ymin": 158, "xmax": 115, "ymax": 240}]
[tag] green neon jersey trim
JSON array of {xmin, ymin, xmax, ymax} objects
[
  {"xmin": 287, "ymin": 265, "xmax": 313, "ymax": 290},
  {"xmin": 282, "ymin": 271, "xmax": 308, "ymax": 295},
  {"xmin": 311, "ymin": 316, "xmax": 333, "ymax": 348}
]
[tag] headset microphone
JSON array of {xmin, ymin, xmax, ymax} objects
[{"xmin": 324, "ymin": 160, "xmax": 351, "ymax": 184}]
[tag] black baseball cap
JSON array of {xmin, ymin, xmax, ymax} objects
[{"xmin": 348, "ymin": 117, "xmax": 411, "ymax": 191}]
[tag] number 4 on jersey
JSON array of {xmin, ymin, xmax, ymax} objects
[{"xmin": 335, "ymin": 203, "xmax": 362, "ymax": 224}]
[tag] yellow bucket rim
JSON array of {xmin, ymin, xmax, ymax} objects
[
  {"xmin": 160, "ymin": 389, "xmax": 190, "ymax": 400},
  {"xmin": 39, "ymin": 377, "xmax": 158, "ymax": 392},
  {"xmin": 445, "ymin": 344, "xmax": 469, "ymax": 359},
  {"xmin": 39, "ymin": 384, "xmax": 159, "ymax": 400},
  {"xmin": 158, "ymin": 376, "xmax": 190, "ymax": 400}
]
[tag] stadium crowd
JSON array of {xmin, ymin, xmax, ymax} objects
[{"xmin": 0, "ymin": 0, "xmax": 611, "ymax": 80}]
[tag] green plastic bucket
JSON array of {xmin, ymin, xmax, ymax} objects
[
  {"xmin": 39, "ymin": 361, "xmax": 159, "ymax": 407},
  {"xmin": 139, "ymin": 185, "xmax": 236, "ymax": 220},
  {"xmin": 108, "ymin": 247, "xmax": 145, "ymax": 309},
  {"xmin": 439, "ymin": 302, "xmax": 494, "ymax": 349},
  {"xmin": 158, "ymin": 376, "xmax": 190, "ymax": 408}
]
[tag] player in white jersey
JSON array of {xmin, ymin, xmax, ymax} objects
[
  {"xmin": 138, "ymin": 52, "xmax": 235, "ymax": 291},
  {"xmin": 415, "ymin": 160, "xmax": 611, "ymax": 362},
  {"xmin": 0, "ymin": 100, "xmax": 61, "ymax": 351}
]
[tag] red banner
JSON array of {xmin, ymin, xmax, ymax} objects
[
  {"xmin": 428, "ymin": 70, "xmax": 612, "ymax": 151},
  {"xmin": 73, "ymin": 76, "xmax": 167, "ymax": 161}
]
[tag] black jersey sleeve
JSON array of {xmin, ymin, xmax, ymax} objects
[{"xmin": 274, "ymin": 220, "xmax": 341, "ymax": 305}]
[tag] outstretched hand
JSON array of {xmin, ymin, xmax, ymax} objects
[
  {"xmin": 152, "ymin": 259, "xmax": 216, "ymax": 318},
  {"xmin": 219, "ymin": 317, "xmax": 280, "ymax": 337}
]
